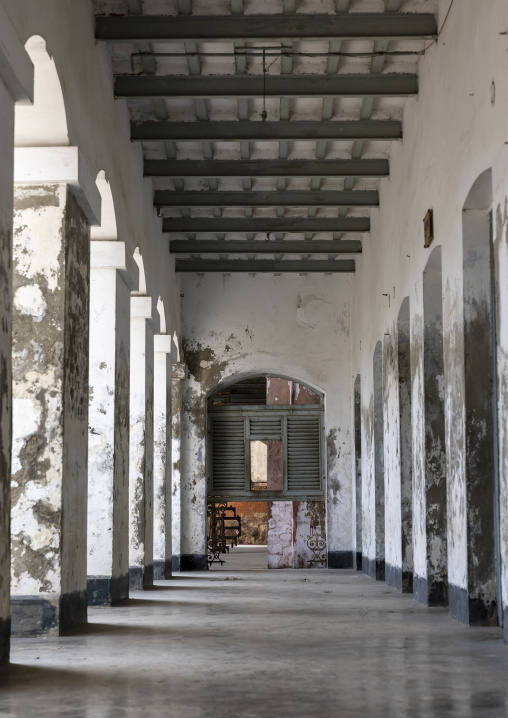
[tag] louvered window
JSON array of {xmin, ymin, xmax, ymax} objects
[
  {"xmin": 209, "ymin": 409, "xmax": 323, "ymax": 499},
  {"xmin": 287, "ymin": 415, "xmax": 321, "ymax": 492},
  {"xmin": 249, "ymin": 416, "xmax": 282, "ymax": 439},
  {"xmin": 211, "ymin": 415, "xmax": 245, "ymax": 494}
]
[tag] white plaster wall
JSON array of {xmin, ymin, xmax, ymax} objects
[
  {"xmin": 180, "ymin": 273, "xmax": 352, "ymax": 558},
  {"xmin": 350, "ymin": 0, "xmax": 508, "ymax": 602}
]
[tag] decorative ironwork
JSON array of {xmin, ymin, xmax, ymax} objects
[
  {"xmin": 307, "ymin": 529, "xmax": 326, "ymax": 567},
  {"xmin": 207, "ymin": 502, "xmax": 242, "ymax": 567}
]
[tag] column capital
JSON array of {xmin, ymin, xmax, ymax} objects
[
  {"xmin": 154, "ymin": 334, "xmax": 177, "ymax": 363},
  {"xmin": 0, "ymin": 4, "xmax": 33, "ymax": 104},
  {"xmin": 90, "ymin": 240, "xmax": 139, "ymax": 291},
  {"xmin": 14, "ymin": 146, "xmax": 101, "ymax": 225},
  {"xmin": 131, "ymin": 295, "xmax": 160, "ymax": 332}
]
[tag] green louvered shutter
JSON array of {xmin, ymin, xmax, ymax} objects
[
  {"xmin": 211, "ymin": 415, "xmax": 246, "ymax": 493},
  {"xmin": 287, "ymin": 415, "xmax": 321, "ymax": 492}
]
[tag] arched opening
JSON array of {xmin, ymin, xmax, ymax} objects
[
  {"xmin": 459, "ymin": 168, "xmax": 500, "ymax": 625},
  {"xmin": 354, "ymin": 374, "xmax": 362, "ymax": 571},
  {"xmin": 206, "ymin": 374, "xmax": 325, "ymax": 570},
  {"xmin": 372, "ymin": 341, "xmax": 385, "ymax": 580},
  {"xmin": 416, "ymin": 245, "xmax": 448, "ymax": 606},
  {"xmin": 398, "ymin": 297, "xmax": 413, "ymax": 593}
]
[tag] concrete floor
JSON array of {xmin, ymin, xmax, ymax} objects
[{"xmin": 1, "ymin": 548, "xmax": 508, "ymax": 718}]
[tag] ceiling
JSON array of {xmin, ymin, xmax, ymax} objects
[{"xmin": 94, "ymin": 0, "xmax": 438, "ymax": 274}]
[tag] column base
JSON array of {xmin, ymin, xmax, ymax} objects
[
  {"xmin": 402, "ymin": 570, "xmax": 413, "ymax": 594},
  {"xmin": 362, "ymin": 556, "xmax": 385, "ymax": 581},
  {"xmin": 0, "ymin": 617, "xmax": 10, "ymax": 665},
  {"xmin": 172, "ymin": 555, "xmax": 180, "ymax": 573},
  {"xmin": 327, "ymin": 551, "xmax": 353, "ymax": 569},
  {"xmin": 153, "ymin": 560, "xmax": 172, "ymax": 580},
  {"xmin": 11, "ymin": 590, "xmax": 87, "ymax": 637},
  {"xmin": 414, "ymin": 574, "xmax": 448, "ymax": 607},
  {"xmin": 356, "ymin": 551, "xmax": 362, "ymax": 571},
  {"xmin": 87, "ymin": 574, "xmax": 129, "ymax": 606},
  {"xmin": 449, "ymin": 583, "xmax": 497, "ymax": 626},
  {"xmin": 385, "ymin": 563, "xmax": 402, "ymax": 591},
  {"xmin": 129, "ymin": 565, "xmax": 154, "ymax": 590},
  {"xmin": 180, "ymin": 554, "xmax": 207, "ymax": 571}
]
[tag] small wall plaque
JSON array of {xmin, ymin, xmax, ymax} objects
[{"xmin": 423, "ymin": 209, "xmax": 434, "ymax": 248}]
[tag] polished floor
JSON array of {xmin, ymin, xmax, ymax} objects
[{"xmin": 1, "ymin": 547, "xmax": 508, "ymax": 718}]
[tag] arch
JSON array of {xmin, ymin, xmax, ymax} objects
[
  {"xmin": 397, "ymin": 296, "xmax": 413, "ymax": 593},
  {"xmin": 14, "ymin": 35, "xmax": 68, "ymax": 147},
  {"xmin": 460, "ymin": 168, "xmax": 500, "ymax": 625},
  {"xmin": 132, "ymin": 247, "xmax": 147, "ymax": 295},
  {"xmin": 91, "ymin": 171, "xmax": 118, "ymax": 240},
  {"xmin": 207, "ymin": 370, "xmax": 325, "ymax": 402},
  {"xmin": 207, "ymin": 372, "xmax": 325, "ymax": 570}
]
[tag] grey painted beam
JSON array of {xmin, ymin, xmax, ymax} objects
[
  {"xmin": 155, "ymin": 190, "xmax": 378, "ymax": 207},
  {"xmin": 175, "ymin": 259, "xmax": 355, "ymax": 272},
  {"xmin": 170, "ymin": 239, "xmax": 362, "ymax": 253},
  {"xmin": 96, "ymin": 14, "xmax": 437, "ymax": 42},
  {"xmin": 116, "ymin": 73, "xmax": 418, "ymax": 99},
  {"xmin": 132, "ymin": 120, "xmax": 402, "ymax": 142},
  {"xmin": 145, "ymin": 158, "xmax": 389, "ymax": 178},
  {"xmin": 162, "ymin": 216, "xmax": 369, "ymax": 233}
]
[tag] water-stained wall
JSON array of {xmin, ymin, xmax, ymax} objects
[
  {"xmin": 353, "ymin": 376, "xmax": 362, "ymax": 571},
  {"xmin": 171, "ymin": 363, "xmax": 185, "ymax": 572},
  {"xmin": 350, "ymin": 0, "xmax": 508, "ymax": 632},
  {"xmin": 11, "ymin": 185, "xmax": 90, "ymax": 635},
  {"xmin": 179, "ymin": 273, "xmax": 352, "ymax": 569}
]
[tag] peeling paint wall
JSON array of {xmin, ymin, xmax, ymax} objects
[
  {"xmin": 353, "ymin": 376, "xmax": 362, "ymax": 570},
  {"xmin": 179, "ymin": 274, "xmax": 352, "ymax": 567},
  {"xmin": 398, "ymin": 300, "xmax": 413, "ymax": 593},
  {"xmin": 0, "ymin": 77, "xmax": 15, "ymax": 662},
  {"xmin": 383, "ymin": 327, "xmax": 400, "ymax": 589},
  {"xmin": 11, "ymin": 184, "xmax": 89, "ymax": 633},
  {"xmin": 171, "ymin": 364, "xmax": 185, "ymax": 572},
  {"xmin": 461, "ymin": 187, "xmax": 498, "ymax": 625},
  {"xmin": 153, "ymin": 347, "xmax": 172, "ymax": 579}
]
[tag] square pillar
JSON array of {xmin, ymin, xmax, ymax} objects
[
  {"xmin": 0, "ymin": 3, "xmax": 33, "ymax": 661},
  {"xmin": 87, "ymin": 241, "xmax": 138, "ymax": 605},
  {"xmin": 129, "ymin": 296, "xmax": 158, "ymax": 589},
  {"xmin": 171, "ymin": 363, "xmax": 185, "ymax": 572},
  {"xmin": 153, "ymin": 334, "xmax": 175, "ymax": 580},
  {"xmin": 11, "ymin": 150, "xmax": 100, "ymax": 636}
]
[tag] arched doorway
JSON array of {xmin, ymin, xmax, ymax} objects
[{"xmin": 206, "ymin": 374, "xmax": 326, "ymax": 569}]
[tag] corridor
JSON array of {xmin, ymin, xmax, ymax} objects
[{"xmin": 2, "ymin": 551, "xmax": 508, "ymax": 718}]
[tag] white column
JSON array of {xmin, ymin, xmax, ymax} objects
[
  {"xmin": 153, "ymin": 334, "xmax": 176, "ymax": 579},
  {"xmin": 171, "ymin": 363, "xmax": 185, "ymax": 571},
  {"xmin": 11, "ymin": 148, "xmax": 101, "ymax": 636},
  {"xmin": 129, "ymin": 296, "xmax": 159, "ymax": 589},
  {"xmin": 87, "ymin": 241, "xmax": 137, "ymax": 605},
  {"xmin": 0, "ymin": 3, "xmax": 33, "ymax": 662}
]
